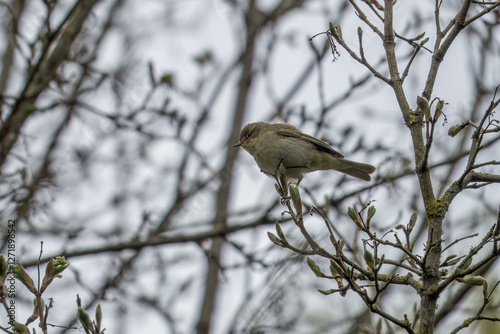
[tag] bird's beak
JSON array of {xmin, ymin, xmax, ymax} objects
[{"xmin": 232, "ymin": 141, "xmax": 242, "ymax": 148}]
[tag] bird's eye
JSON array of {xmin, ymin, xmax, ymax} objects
[{"xmin": 246, "ymin": 133, "xmax": 252, "ymax": 138}]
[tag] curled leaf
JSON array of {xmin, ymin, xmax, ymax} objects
[{"xmin": 12, "ymin": 264, "xmax": 36, "ymax": 293}]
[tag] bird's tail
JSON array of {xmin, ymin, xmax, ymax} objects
[{"xmin": 332, "ymin": 158, "xmax": 376, "ymax": 181}]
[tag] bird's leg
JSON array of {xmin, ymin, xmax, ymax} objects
[
  {"xmin": 260, "ymin": 169, "xmax": 274, "ymax": 177},
  {"xmin": 296, "ymin": 176, "xmax": 303, "ymax": 186},
  {"xmin": 284, "ymin": 165, "xmax": 306, "ymax": 186},
  {"xmin": 274, "ymin": 158, "xmax": 286, "ymax": 179}
]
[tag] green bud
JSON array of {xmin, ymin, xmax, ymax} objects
[
  {"xmin": 416, "ymin": 96, "xmax": 430, "ymax": 119},
  {"xmin": 408, "ymin": 212, "xmax": 417, "ymax": 231},
  {"xmin": 307, "ymin": 257, "xmax": 323, "ymax": 277},
  {"xmin": 441, "ymin": 254, "xmax": 458, "ymax": 267},
  {"xmin": 335, "ymin": 26, "xmax": 342, "ymax": 39},
  {"xmin": 289, "ymin": 184, "xmax": 299, "ymax": 201},
  {"xmin": 459, "ymin": 275, "xmax": 485, "ymax": 286},
  {"xmin": 329, "ymin": 259, "xmax": 341, "ymax": 276},
  {"xmin": 277, "ymin": 164, "xmax": 288, "ymax": 192},
  {"xmin": 77, "ymin": 307, "xmax": 93, "ymax": 331},
  {"xmin": 367, "ymin": 206, "xmax": 376, "ymax": 220},
  {"xmin": 347, "ymin": 207, "xmax": 358, "ymax": 222},
  {"xmin": 329, "ymin": 24, "xmax": 343, "ymax": 39},
  {"xmin": 267, "ymin": 232, "xmax": 284, "ymax": 247},
  {"xmin": 348, "ymin": 207, "xmax": 363, "ymax": 229},
  {"xmin": 329, "ymin": 22, "xmax": 335, "ymax": 34},
  {"xmin": 446, "ymin": 258, "xmax": 461, "ymax": 266},
  {"xmin": 95, "ymin": 304, "xmax": 102, "ymax": 332},
  {"xmin": 448, "ymin": 124, "xmax": 463, "ymax": 137},
  {"xmin": 279, "ymin": 177, "xmax": 287, "ymax": 192},
  {"xmin": 364, "ymin": 249, "xmax": 375, "ymax": 269},
  {"xmin": 289, "ymin": 184, "xmax": 302, "ymax": 216},
  {"xmin": 275, "ymin": 222, "xmax": 286, "ymax": 242},
  {"xmin": 444, "ymin": 254, "xmax": 457, "ymax": 262}
]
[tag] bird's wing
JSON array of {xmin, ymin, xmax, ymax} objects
[{"xmin": 276, "ymin": 129, "xmax": 344, "ymax": 158}]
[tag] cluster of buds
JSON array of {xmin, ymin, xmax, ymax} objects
[{"xmin": 11, "ymin": 257, "xmax": 69, "ymax": 294}]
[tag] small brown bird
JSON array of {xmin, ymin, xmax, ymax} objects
[{"xmin": 233, "ymin": 122, "xmax": 375, "ymax": 183}]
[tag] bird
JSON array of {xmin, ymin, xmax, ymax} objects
[{"xmin": 233, "ymin": 122, "xmax": 375, "ymax": 184}]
